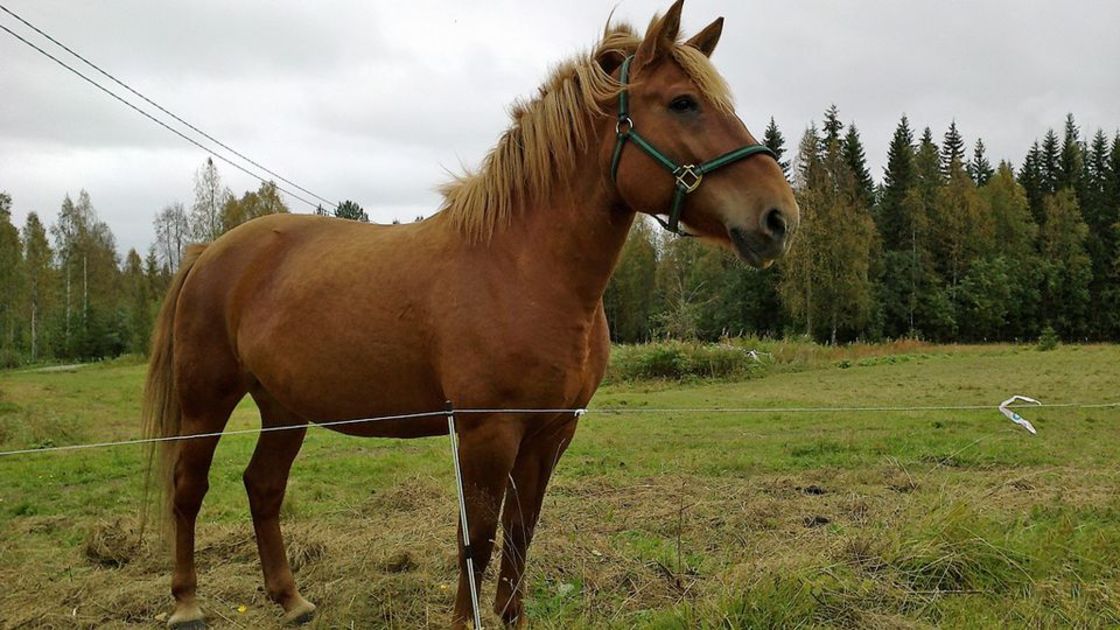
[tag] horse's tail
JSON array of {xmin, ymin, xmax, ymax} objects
[{"xmin": 140, "ymin": 244, "xmax": 207, "ymax": 539}]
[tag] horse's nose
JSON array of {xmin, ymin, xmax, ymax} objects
[{"xmin": 758, "ymin": 207, "xmax": 789, "ymax": 251}]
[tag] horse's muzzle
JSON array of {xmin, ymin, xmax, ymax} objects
[{"xmin": 729, "ymin": 213, "xmax": 790, "ymax": 269}]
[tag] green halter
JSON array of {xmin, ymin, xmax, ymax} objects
[{"xmin": 610, "ymin": 56, "xmax": 778, "ymax": 236}]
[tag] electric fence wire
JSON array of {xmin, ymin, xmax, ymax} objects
[{"xmin": 0, "ymin": 401, "xmax": 1116, "ymax": 459}]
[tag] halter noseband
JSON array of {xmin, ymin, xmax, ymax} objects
[{"xmin": 609, "ymin": 55, "xmax": 778, "ymax": 236}]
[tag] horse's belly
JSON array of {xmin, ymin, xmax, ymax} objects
[{"xmin": 239, "ymin": 316, "xmax": 445, "ymax": 428}]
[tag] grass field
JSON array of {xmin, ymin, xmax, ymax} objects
[{"xmin": 1, "ymin": 343, "xmax": 1119, "ymax": 628}]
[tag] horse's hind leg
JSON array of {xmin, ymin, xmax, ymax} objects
[{"xmin": 244, "ymin": 388, "xmax": 315, "ymax": 625}]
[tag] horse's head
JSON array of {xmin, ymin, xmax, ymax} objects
[{"xmin": 603, "ymin": 1, "xmax": 798, "ymax": 268}]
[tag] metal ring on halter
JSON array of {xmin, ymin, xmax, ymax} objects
[
  {"xmin": 674, "ymin": 165, "xmax": 703, "ymax": 193},
  {"xmin": 615, "ymin": 116, "xmax": 633, "ymax": 135}
]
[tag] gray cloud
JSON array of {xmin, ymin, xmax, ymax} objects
[{"xmin": 1, "ymin": 0, "xmax": 1118, "ymax": 256}]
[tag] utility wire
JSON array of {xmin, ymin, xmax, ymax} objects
[
  {"xmin": 0, "ymin": 9, "xmax": 336, "ymax": 211},
  {"xmin": 0, "ymin": 21, "xmax": 319, "ymax": 209}
]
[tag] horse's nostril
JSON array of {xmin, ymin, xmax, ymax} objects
[{"xmin": 762, "ymin": 208, "xmax": 787, "ymax": 240}]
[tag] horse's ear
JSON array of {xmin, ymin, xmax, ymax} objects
[
  {"xmin": 685, "ymin": 17, "xmax": 723, "ymax": 57},
  {"xmin": 635, "ymin": 0, "xmax": 684, "ymax": 68}
]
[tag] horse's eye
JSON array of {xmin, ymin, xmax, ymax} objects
[{"xmin": 669, "ymin": 96, "xmax": 698, "ymax": 113}]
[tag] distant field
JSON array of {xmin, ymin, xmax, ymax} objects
[{"xmin": 1, "ymin": 344, "xmax": 1118, "ymax": 628}]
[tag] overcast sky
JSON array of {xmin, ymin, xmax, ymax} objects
[{"xmin": 2, "ymin": 0, "xmax": 1118, "ymax": 256}]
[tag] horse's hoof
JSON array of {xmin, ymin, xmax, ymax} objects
[
  {"xmin": 168, "ymin": 602, "xmax": 206, "ymax": 629},
  {"xmin": 282, "ymin": 598, "xmax": 317, "ymax": 626}
]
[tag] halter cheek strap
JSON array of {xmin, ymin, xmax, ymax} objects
[{"xmin": 609, "ymin": 56, "xmax": 778, "ymax": 236}]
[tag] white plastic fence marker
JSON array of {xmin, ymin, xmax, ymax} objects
[
  {"xmin": 745, "ymin": 349, "xmax": 772, "ymax": 362},
  {"xmin": 999, "ymin": 395, "xmax": 1041, "ymax": 435},
  {"xmin": 445, "ymin": 401, "xmax": 483, "ymax": 629}
]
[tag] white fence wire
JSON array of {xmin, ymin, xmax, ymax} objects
[{"xmin": 1, "ymin": 400, "xmax": 1117, "ymax": 459}]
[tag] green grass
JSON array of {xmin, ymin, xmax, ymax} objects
[{"xmin": 1, "ymin": 343, "xmax": 1119, "ymax": 628}]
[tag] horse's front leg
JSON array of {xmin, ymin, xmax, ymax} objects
[
  {"xmin": 493, "ymin": 419, "xmax": 577, "ymax": 628},
  {"xmin": 450, "ymin": 417, "xmax": 521, "ymax": 629}
]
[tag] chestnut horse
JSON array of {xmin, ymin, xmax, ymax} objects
[{"xmin": 141, "ymin": 2, "xmax": 798, "ymax": 627}]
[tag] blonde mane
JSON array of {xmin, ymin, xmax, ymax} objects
[{"xmin": 439, "ymin": 20, "xmax": 734, "ymax": 242}]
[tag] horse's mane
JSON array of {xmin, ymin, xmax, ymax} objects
[{"xmin": 439, "ymin": 19, "xmax": 734, "ymax": 242}]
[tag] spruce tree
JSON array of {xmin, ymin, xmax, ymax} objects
[
  {"xmin": 967, "ymin": 138, "xmax": 994, "ymax": 186},
  {"xmin": 916, "ymin": 129, "xmax": 942, "ymax": 183},
  {"xmin": 1018, "ymin": 141, "xmax": 1045, "ymax": 223},
  {"xmin": 1106, "ymin": 134, "xmax": 1120, "ymax": 338},
  {"xmin": 822, "ymin": 104, "xmax": 843, "ymax": 146},
  {"xmin": 911, "ymin": 128, "xmax": 955, "ymax": 338},
  {"xmin": 940, "ymin": 121, "xmax": 966, "ymax": 178},
  {"xmin": 914, "ymin": 128, "xmax": 943, "ymax": 220},
  {"xmin": 1040, "ymin": 129, "xmax": 1060, "ymax": 194},
  {"xmin": 875, "ymin": 116, "xmax": 951, "ymax": 339},
  {"xmin": 123, "ymin": 248, "xmax": 151, "ymax": 354},
  {"xmin": 1058, "ymin": 113, "xmax": 1083, "ymax": 192},
  {"xmin": 762, "ymin": 117, "xmax": 790, "ymax": 179},
  {"xmin": 1111, "ymin": 134, "xmax": 1120, "ymax": 200},
  {"xmin": 877, "ymin": 115, "xmax": 916, "ymax": 251},
  {"xmin": 1084, "ymin": 130, "xmax": 1120, "ymax": 338},
  {"xmin": 843, "ymin": 123, "xmax": 875, "ymax": 207},
  {"xmin": 144, "ymin": 245, "xmax": 168, "ymax": 302}
]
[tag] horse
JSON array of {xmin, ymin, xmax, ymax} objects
[{"xmin": 141, "ymin": 1, "xmax": 798, "ymax": 627}]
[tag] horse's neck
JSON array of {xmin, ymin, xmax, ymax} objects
[{"xmin": 489, "ymin": 164, "xmax": 635, "ymax": 311}]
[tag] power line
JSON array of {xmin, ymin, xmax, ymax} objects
[
  {"xmin": 0, "ymin": 4, "xmax": 336, "ymax": 209},
  {"xmin": 0, "ymin": 9, "xmax": 336, "ymax": 211},
  {"xmin": 0, "ymin": 21, "xmax": 320, "ymax": 210}
]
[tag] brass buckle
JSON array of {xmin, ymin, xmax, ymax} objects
[{"xmin": 674, "ymin": 165, "xmax": 703, "ymax": 193}]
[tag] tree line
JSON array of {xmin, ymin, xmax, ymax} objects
[
  {"xmin": 0, "ymin": 158, "xmax": 370, "ymax": 367},
  {"xmin": 605, "ymin": 109, "xmax": 1120, "ymax": 344},
  {"xmin": 2, "ymin": 110, "xmax": 1118, "ymax": 366}
]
